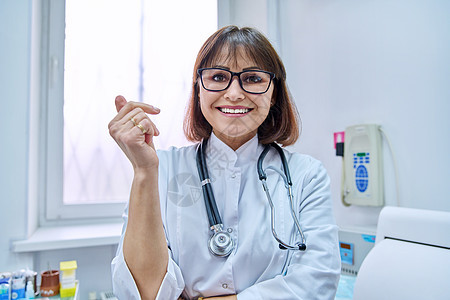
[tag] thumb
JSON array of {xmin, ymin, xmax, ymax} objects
[{"xmin": 115, "ymin": 95, "xmax": 127, "ymax": 113}]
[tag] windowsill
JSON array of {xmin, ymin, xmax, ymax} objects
[{"xmin": 12, "ymin": 222, "xmax": 123, "ymax": 253}]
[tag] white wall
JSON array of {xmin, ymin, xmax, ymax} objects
[
  {"xmin": 218, "ymin": 0, "xmax": 281, "ymax": 52},
  {"xmin": 220, "ymin": 0, "xmax": 450, "ymax": 227},
  {"xmin": 0, "ymin": 0, "xmax": 34, "ymax": 272},
  {"xmin": 280, "ymin": 0, "xmax": 450, "ymax": 227}
]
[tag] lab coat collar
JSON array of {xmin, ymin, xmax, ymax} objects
[{"xmin": 207, "ymin": 132, "xmax": 263, "ymax": 167}]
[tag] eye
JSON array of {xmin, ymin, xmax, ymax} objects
[
  {"xmin": 211, "ymin": 71, "xmax": 229, "ymax": 82},
  {"xmin": 242, "ymin": 72, "xmax": 264, "ymax": 84}
]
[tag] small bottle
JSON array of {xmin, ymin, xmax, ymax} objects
[
  {"xmin": 11, "ymin": 271, "xmax": 26, "ymax": 300},
  {"xmin": 25, "ymin": 281, "xmax": 34, "ymax": 299}
]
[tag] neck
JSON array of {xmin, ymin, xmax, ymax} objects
[{"xmin": 212, "ymin": 130, "xmax": 257, "ymax": 151}]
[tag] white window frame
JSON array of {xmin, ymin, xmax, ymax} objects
[{"xmin": 41, "ymin": 0, "xmax": 219, "ymax": 223}]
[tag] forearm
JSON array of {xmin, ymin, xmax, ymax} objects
[{"xmin": 123, "ymin": 169, "xmax": 169, "ymax": 299}]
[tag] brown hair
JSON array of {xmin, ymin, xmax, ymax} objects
[{"xmin": 183, "ymin": 25, "xmax": 300, "ymax": 146}]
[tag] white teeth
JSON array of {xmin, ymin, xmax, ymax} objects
[{"xmin": 219, "ymin": 108, "xmax": 250, "ymax": 114}]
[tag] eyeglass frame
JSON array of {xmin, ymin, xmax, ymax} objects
[{"xmin": 197, "ymin": 67, "xmax": 276, "ymax": 95}]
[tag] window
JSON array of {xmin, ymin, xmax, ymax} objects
[{"xmin": 43, "ymin": 0, "xmax": 217, "ymax": 221}]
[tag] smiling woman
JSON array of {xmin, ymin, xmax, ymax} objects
[
  {"xmin": 110, "ymin": 25, "xmax": 340, "ymax": 300},
  {"xmin": 184, "ymin": 26, "xmax": 300, "ymax": 148}
]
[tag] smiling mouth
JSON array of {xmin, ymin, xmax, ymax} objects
[{"xmin": 217, "ymin": 107, "xmax": 253, "ymax": 114}]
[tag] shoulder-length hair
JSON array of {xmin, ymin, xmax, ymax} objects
[{"xmin": 183, "ymin": 25, "xmax": 300, "ymax": 146}]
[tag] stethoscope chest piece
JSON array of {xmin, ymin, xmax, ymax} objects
[{"xmin": 208, "ymin": 227, "xmax": 234, "ymax": 257}]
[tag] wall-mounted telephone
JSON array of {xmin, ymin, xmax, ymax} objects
[{"xmin": 342, "ymin": 124, "xmax": 384, "ymax": 206}]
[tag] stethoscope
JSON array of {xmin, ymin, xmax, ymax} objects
[{"xmin": 196, "ymin": 138, "xmax": 307, "ymax": 257}]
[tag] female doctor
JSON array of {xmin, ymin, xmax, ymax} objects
[{"xmin": 109, "ymin": 26, "xmax": 340, "ymax": 300}]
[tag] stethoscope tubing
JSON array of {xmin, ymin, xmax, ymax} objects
[
  {"xmin": 196, "ymin": 145, "xmax": 216, "ymax": 227},
  {"xmin": 258, "ymin": 143, "xmax": 306, "ymax": 251},
  {"xmin": 197, "ymin": 139, "xmax": 222, "ymax": 227},
  {"xmin": 197, "ymin": 138, "xmax": 307, "ymax": 256}
]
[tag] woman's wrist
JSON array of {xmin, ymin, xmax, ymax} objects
[
  {"xmin": 133, "ymin": 165, "xmax": 158, "ymax": 180},
  {"xmin": 129, "ymin": 166, "xmax": 160, "ymax": 207}
]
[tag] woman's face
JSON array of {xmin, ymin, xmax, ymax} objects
[{"xmin": 198, "ymin": 48, "xmax": 274, "ymax": 150}]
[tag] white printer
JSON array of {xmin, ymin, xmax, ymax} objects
[{"xmin": 353, "ymin": 206, "xmax": 450, "ymax": 300}]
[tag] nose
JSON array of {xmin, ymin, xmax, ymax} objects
[{"xmin": 224, "ymin": 77, "xmax": 245, "ymax": 101}]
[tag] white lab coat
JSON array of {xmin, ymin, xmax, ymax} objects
[{"xmin": 111, "ymin": 133, "xmax": 341, "ymax": 299}]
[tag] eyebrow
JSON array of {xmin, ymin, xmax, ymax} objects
[{"xmin": 213, "ymin": 65, "xmax": 262, "ymax": 71}]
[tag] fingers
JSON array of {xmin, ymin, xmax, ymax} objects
[
  {"xmin": 110, "ymin": 95, "xmax": 161, "ymax": 136},
  {"xmin": 115, "ymin": 95, "xmax": 127, "ymax": 113},
  {"xmin": 134, "ymin": 118, "xmax": 151, "ymax": 135},
  {"xmin": 127, "ymin": 109, "xmax": 160, "ymax": 136},
  {"xmin": 114, "ymin": 95, "xmax": 160, "ymax": 117},
  {"xmin": 130, "ymin": 118, "xmax": 154, "ymax": 145}
]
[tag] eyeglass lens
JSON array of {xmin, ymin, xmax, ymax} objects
[{"xmin": 201, "ymin": 69, "xmax": 272, "ymax": 94}]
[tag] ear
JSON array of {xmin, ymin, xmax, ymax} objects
[
  {"xmin": 196, "ymin": 82, "xmax": 202, "ymax": 103},
  {"xmin": 270, "ymin": 85, "xmax": 277, "ymax": 107},
  {"xmin": 270, "ymin": 97, "xmax": 276, "ymax": 107}
]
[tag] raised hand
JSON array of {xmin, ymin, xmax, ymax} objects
[{"xmin": 108, "ymin": 95, "xmax": 161, "ymax": 171}]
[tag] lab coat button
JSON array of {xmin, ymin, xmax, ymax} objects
[
  {"xmin": 222, "ymin": 283, "xmax": 228, "ymax": 289},
  {"xmin": 231, "ymin": 173, "xmax": 236, "ymax": 178},
  {"xmin": 227, "ymin": 228, "xmax": 233, "ymax": 233}
]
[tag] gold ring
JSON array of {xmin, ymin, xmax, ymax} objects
[
  {"xmin": 136, "ymin": 123, "xmax": 147, "ymax": 134},
  {"xmin": 130, "ymin": 117, "xmax": 137, "ymax": 126}
]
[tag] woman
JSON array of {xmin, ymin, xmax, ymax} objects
[{"xmin": 110, "ymin": 26, "xmax": 340, "ymax": 300}]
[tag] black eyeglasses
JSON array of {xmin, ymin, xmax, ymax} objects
[{"xmin": 197, "ymin": 67, "xmax": 275, "ymax": 94}]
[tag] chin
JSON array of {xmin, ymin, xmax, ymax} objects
[{"xmin": 219, "ymin": 125, "xmax": 251, "ymax": 137}]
